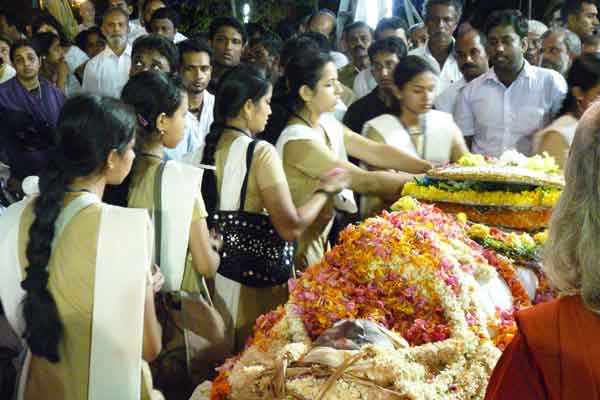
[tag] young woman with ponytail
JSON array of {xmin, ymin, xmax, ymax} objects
[
  {"xmin": 275, "ymin": 50, "xmax": 433, "ymax": 270},
  {"xmin": 190, "ymin": 64, "xmax": 349, "ymax": 352},
  {"xmin": 0, "ymin": 94, "xmax": 164, "ymax": 399},
  {"xmin": 120, "ymin": 71, "xmax": 223, "ymax": 395}
]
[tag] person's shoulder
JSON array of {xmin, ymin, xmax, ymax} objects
[
  {"xmin": 460, "ymin": 71, "xmax": 491, "ymax": 97},
  {"xmin": 528, "ymin": 65, "xmax": 567, "ymax": 87}
]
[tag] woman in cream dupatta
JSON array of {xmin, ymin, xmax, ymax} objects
[
  {"xmin": 0, "ymin": 95, "xmax": 163, "ymax": 400},
  {"xmin": 362, "ymin": 55, "xmax": 468, "ymax": 217},
  {"xmin": 275, "ymin": 51, "xmax": 433, "ymax": 270},
  {"xmin": 191, "ymin": 65, "xmax": 349, "ymax": 353},
  {"xmin": 120, "ymin": 72, "xmax": 223, "ymax": 398}
]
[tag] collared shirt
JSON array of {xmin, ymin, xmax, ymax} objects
[
  {"xmin": 165, "ymin": 91, "xmax": 215, "ymax": 161},
  {"xmin": 434, "ymin": 77, "xmax": 466, "ymax": 113},
  {"xmin": 338, "ymin": 63, "xmax": 359, "ymax": 89},
  {"xmin": 343, "ymin": 86, "xmax": 393, "ymax": 134},
  {"xmin": 128, "ymin": 21, "xmax": 147, "ymax": 45},
  {"xmin": 174, "ymin": 32, "xmax": 187, "ymax": 43},
  {"xmin": 353, "ymin": 68, "xmax": 377, "ymax": 99},
  {"xmin": 454, "ymin": 61, "xmax": 567, "ymax": 157},
  {"xmin": 82, "ymin": 45, "xmax": 132, "ymax": 98},
  {"xmin": 65, "ymin": 45, "xmax": 89, "ymax": 72},
  {"xmin": 409, "ymin": 40, "xmax": 463, "ymax": 97}
]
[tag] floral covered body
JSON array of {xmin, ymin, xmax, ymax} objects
[
  {"xmin": 401, "ymin": 151, "xmax": 565, "ymax": 231},
  {"xmin": 207, "ymin": 202, "xmax": 551, "ymax": 400}
]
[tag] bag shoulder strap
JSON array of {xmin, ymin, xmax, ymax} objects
[
  {"xmin": 153, "ymin": 162, "xmax": 167, "ymax": 265},
  {"xmin": 238, "ymin": 140, "xmax": 258, "ymax": 212}
]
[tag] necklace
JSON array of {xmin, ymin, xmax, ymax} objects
[
  {"xmin": 223, "ymin": 125, "xmax": 251, "ymax": 137},
  {"xmin": 291, "ymin": 111, "xmax": 313, "ymax": 128},
  {"xmin": 138, "ymin": 152, "xmax": 164, "ymax": 161},
  {"xmin": 399, "ymin": 114, "xmax": 428, "ymax": 160}
]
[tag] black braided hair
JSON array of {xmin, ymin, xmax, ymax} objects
[
  {"xmin": 200, "ymin": 64, "xmax": 270, "ymax": 214},
  {"xmin": 22, "ymin": 95, "xmax": 136, "ymax": 362}
]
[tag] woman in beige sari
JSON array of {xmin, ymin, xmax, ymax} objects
[
  {"xmin": 193, "ymin": 65, "xmax": 349, "ymax": 352},
  {"xmin": 361, "ymin": 55, "xmax": 468, "ymax": 217},
  {"xmin": 533, "ymin": 54, "xmax": 600, "ymax": 168},
  {"xmin": 120, "ymin": 72, "xmax": 223, "ymax": 398},
  {"xmin": 275, "ymin": 50, "xmax": 433, "ymax": 270},
  {"xmin": 0, "ymin": 95, "xmax": 163, "ymax": 400}
]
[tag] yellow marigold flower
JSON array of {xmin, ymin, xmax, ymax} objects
[
  {"xmin": 456, "ymin": 212, "xmax": 468, "ymax": 224},
  {"xmin": 391, "ymin": 195, "xmax": 420, "ymax": 211},
  {"xmin": 401, "ymin": 181, "xmax": 561, "ymax": 207},
  {"xmin": 458, "ymin": 153, "xmax": 487, "ymax": 166},
  {"xmin": 533, "ymin": 230, "xmax": 548, "ymax": 245},
  {"xmin": 467, "ymin": 224, "xmax": 490, "ymax": 240}
]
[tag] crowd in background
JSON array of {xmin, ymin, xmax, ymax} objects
[{"xmin": 1, "ymin": 0, "xmax": 600, "ymax": 399}]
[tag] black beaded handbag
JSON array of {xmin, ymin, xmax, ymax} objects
[{"xmin": 210, "ymin": 140, "xmax": 296, "ymax": 287}]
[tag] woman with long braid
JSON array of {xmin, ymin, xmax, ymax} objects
[{"xmin": 0, "ymin": 95, "xmax": 163, "ymax": 399}]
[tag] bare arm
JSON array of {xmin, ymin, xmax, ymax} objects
[
  {"xmin": 344, "ymin": 127, "xmax": 432, "ymax": 173},
  {"xmin": 142, "ymin": 271, "xmax": 162, "ymax": 361},
  {"xmin": 188, "ymin": 218, "xmax": 220, "ymax": 278}
]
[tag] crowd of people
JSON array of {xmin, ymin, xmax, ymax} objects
[{"xmin": 0, "ymin": 0, "xmax": 600, "ymax": 399}]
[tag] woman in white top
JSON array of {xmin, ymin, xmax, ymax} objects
[
  {"xmin": 362, "ymin": 55, "xmax": 468, "ymax": 216},
  {"xmin": 533, "ymin": 54, "xmax": 600, "ymax": 168}
]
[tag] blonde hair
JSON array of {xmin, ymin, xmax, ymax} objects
[{"xmin": 544, "ymin": 101, "xmax": 600, "ymax": 314}]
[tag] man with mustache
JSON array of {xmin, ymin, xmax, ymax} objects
[
  {"xmin": 564, "ymin": 0, "xmax": 599, "ymax": 40},
  {"xmin": 409, "ymin": 0, "xmax": 463, "ymax": 97},
  {"xmin": 208, "ymin": 17, "xmax": 246, "ymax": 93},
  {"xmin": 343, "ymin": 37, "xmax": 407, "ymax": 135},
  {"xmin": 541, "ymin": 28, "xmax": 582, "ymax": 76},
  {"xmin": 454, "ymin": 10, "xmax": 567, "ymax": 156},
  {"xmin": 170, "ymin": 38, "xmax": 214, "ymax": 161},
  {"xmin": 82, "ymin": 7, "xmax": 132, "ymax": 98},
  {"xmin": 107, "ymin": 0, "xmax": 147, "ymax": 45},
  {"xmin": 338, "ymin": 22, "xmax": 373, "ymax": 90},
  {"xmin": 435, "ymin": 28, "xmax": 488, "ymax": 113}
]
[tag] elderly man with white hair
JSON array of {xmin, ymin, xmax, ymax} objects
[
  {"xmin": 526, "ymin": 19, "xmax": 548, "ymax": 65},
  {"xmin": 541, "ymin": 27, "xmax": 582, "ymax": 76}
]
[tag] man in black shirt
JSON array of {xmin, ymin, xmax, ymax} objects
[{"xmin": 343, "ymin": 37, "xmax": 407, "ymax": 134}]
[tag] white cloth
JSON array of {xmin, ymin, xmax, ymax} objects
[
  {"xmin": 363, "ymin": 110, "xmax": 457, "ymax": 163},
  {"xmin": 219, "ymin": 135, "xmax": 255, "ymax": 211},
  {"xmin": 128, "ymin": 21, "xmax": 147, "ymax": 46},
  {"xmin": 165, "ymin": 92, "xmax": 215, "ymax": 161},
  {"xmin": 276, "ymin": 113, "xmax": 357, "ymax": 213},
  {"xmin": 532, "ymin": 114, "xmax": 578, "ymax": 155},
  {"xmin": 82, "ymin": 45, "xmax": 132, "ymax": 97},
  {"xmin": 353, "ymin": 0, "xmax": 393, "ymax": 29},
  {"xmin": 174, "ymin": 31, "xmax": 188, "ymax": 43},
  {"xmin": 454, "ymin": 61, "xmax": 567, "ymax": 156},
  {"xmin": 0, "ymin": 64, "xmax": 15, "ymax": 84},
  {"xmin": 331, "ymin": 99, "xmax": 347, "ymax": 122},
  {"xmin": 78, "ymin": 23, "xmax": 96, "ymax": 33},
  {"xmin": 434, "ymin": 77, "xmax": 466, "ymax": 113},
  {"xmin": 65, "ymin": 45, "xmax": 89, "ymax": 72},
  {"xmin": 157, "ymin": 161, "xmax": 203, "ymax": 291},
  {"xmin": 409, "ymin": 41, "xmax": 463, "ymax": 97},
  {"xmin": 331, "ymin": 51, "xmax": 349, "ymax": 70},
  {"xmin": 353, "ymin": 68, "xmax": 377, "ymax": 99}
]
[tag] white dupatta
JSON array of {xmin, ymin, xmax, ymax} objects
[
  {"xmin": 276, "ymin": 113, "xmax": 357, "ymax": 213},
  {"xmin": 156, "ymin": 161, "xmax": 204, "ymax": 292},
  {"xmin": 0, "ymin": 191, "xmax": 152, "ymax": 400}
]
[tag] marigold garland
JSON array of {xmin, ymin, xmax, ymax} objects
[{"xmin": 210, "ymin": 201, "xmax": 555, "ymax": 399}]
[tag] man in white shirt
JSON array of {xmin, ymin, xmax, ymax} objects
[
  {"xmin": 454, "ymin": 10, "xmax": 567, "ymax": 157},
  {"xmin": 148, "ymin": 7, "xmax": 187, "ymax": 44},
  {"xmin": 435, "ymin": 28, "xmax": 489, "ymax": 113},
  {"xmin": 409, "ymin": 0, "xmax": 463, "ymax": 97},
  {"xmin": 82, "ymin": 8, "xmax": 132, "ymax": 98},
  {"xmin": 165, "ymin": 39, "xmax": 215, "ymax": 161},
  {"xmin": 107, "ymin": 0, "xmax": 147, "ymax": 45}
]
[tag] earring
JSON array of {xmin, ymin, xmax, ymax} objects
[{"xmin": 159, "ymin": 129, "xmax": 166, "ymax": 136}]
